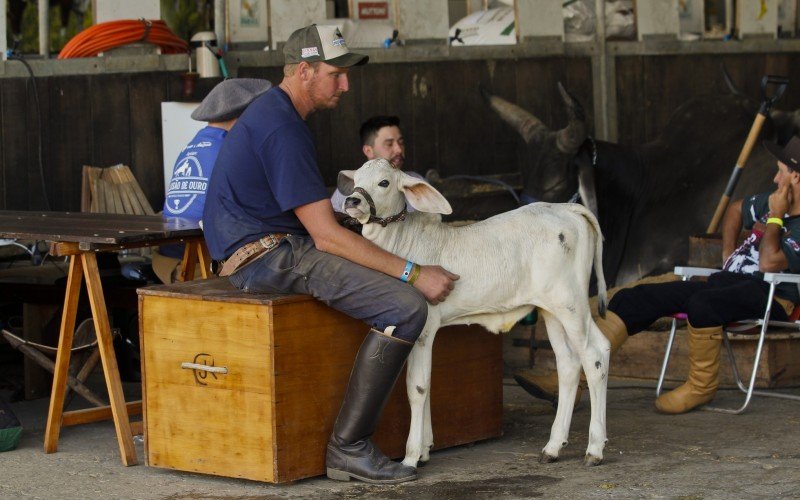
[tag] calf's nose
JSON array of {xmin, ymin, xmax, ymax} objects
[{"xmin": 344, "ymin": 197, "xmax": 361, "ymax": 209}]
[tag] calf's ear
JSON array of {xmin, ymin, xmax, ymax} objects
[
  {"xmin": 399, "ymin": 173, "xmax": 452, "ymax": 215},
  {"xmin": 337, "ymin": 170, "xmax": 356, "ymax": 195}
]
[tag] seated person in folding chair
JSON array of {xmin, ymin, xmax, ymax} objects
[
  {"xmin": 516, "ymin": 136, "xmax": 800, "ymax": 414},
  {"xmin": 152, "ymin": 78, "xmax": 272, "ymax": 283}
]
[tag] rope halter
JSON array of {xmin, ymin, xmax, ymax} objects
[{"xmin": 349, "ymin": 186, "xmax": 407, "ymax": 227}]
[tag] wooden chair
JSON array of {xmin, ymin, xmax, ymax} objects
[{"xmin": 656, "ymin": 266, "xmax": 800, "ymax": 414}]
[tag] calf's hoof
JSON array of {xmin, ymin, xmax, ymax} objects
[
  {"xmin": 402, "ymin": 456, "xmax": 427, "ymax": 468},
  {"xmin": 583, "ymin": 454, "xmax": 603, "ymax": 467},
  {"xmin": 539, "ymin": 452, "xmax": 558, "ymax": 464}
]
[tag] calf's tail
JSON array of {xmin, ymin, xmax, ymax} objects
[
  {"xmin": 568, "ymin": 203, "xmax": 607, "ymax": 318},
  {"xmin": 593, "ymin": 225, "xmax": 607, "ymax": 318}
]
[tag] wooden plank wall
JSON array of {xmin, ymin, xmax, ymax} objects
[
  {"xmin": 240, "ymin": 57, "xmax": 594, "ymax": 187},
  {"xmin": 617, "ymin": 53, "xmax": 800, "ymax": 147},
  {"xmin": 0, "ymin": 72, "xmax": 222, "ymax": 212},
  {"xmin": 0, "ymin": 53, "xmax": 798, "ymax": 212}
]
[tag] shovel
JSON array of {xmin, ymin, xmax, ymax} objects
[{"xmin": 706, "ymin": 74, "xmax": 789, "ymax": 234}]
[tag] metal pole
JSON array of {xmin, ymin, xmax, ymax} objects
[
  {"xmin": 0, "ymin": 0, "xmax": 7, "ymax": 60},
  {"xmin": 592, "ymin": 0, "xmax": 608, "ymax": 140},
  {"xmin": 214, "ymin": 0, "xmax": 226, "ymax": 51},
  {"xmin": 38, "ymin": 0, "xmax": 49, "ymax": 58}
]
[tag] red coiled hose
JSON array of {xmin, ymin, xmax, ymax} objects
[{"xmin": 58, "ymin": 19, "xmax": 188, "ymax": 59}]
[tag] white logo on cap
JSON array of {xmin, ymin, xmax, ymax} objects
[
  {"xmin": 301, "ymin": 47, "xmax": 319, "ymax": 58},
  {"xmin": 333, "ymin": 28, "xmax": 346, "ymax": 47}
]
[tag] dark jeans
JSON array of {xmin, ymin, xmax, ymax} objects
[
  {"xmin": 609, "ymin": 271, "xmax": 789, "ymax": 334},
  {"xmin": 228, "ymin": 234, "xmax": 428, "ymax": 342}
]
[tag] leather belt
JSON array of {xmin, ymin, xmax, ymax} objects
[{"xmin": 219, "ymin": 233, "xmax": 287, "ymax": 277}]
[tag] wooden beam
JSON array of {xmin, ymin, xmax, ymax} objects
[
  {"xmin": 44, "ymin": 255, "xmax": 83, "ymax": 454},
  {"xmin": 82, "ymin": 252, "xmax": 138, "ymax": 465},
  {"xmin": 62, "ymin": 402, "xmax": 143, "ymax": 427}
]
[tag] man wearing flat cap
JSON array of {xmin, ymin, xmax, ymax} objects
[
  {"xmin": 203, "ymin": 24, "xmax": 458, "ymax": 484},
  {"xmin": 517, "ymin": 136, "xmax": 800, "ymax": 416},
  {"xmin": 154, "ymin": 78, "xmax": 271, "ymax": 284}
]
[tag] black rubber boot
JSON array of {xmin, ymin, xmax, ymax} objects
[{"xmin": 326, "ymin": 328, "xmax": 418, "ymax": 484}]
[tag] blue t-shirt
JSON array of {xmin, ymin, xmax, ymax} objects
[
  {"xmin": 164, "ymin": 126, "xmax": 225, "ymax": 220},
  {"xmin": 203, "ymin": 87, "xmax": 329, "ymax": 260},
  {"xmin": 161, "ymin": 126, "xmax": 226, "ymax": 258}
]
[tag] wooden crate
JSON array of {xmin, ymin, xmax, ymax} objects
[{"xmin": 138, "ymin": 278, "xmax": 503, "ymax": 483}]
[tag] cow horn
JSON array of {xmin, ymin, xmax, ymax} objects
[
  {"xmin": 481, "ymin": 85, "xmax": 551, "ymax": 146},
  {"xmin": 555, "ymin": 82, "xmax": 587, "ymax": 155}
]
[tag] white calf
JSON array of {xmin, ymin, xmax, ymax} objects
[{"xmin": 342, "ymin": 159, "xmax": 610, "ymax": 467}]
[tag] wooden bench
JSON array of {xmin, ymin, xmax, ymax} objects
[{"xmin": 138, "ymin": 278, "xmax": 503, "ymax": 483}]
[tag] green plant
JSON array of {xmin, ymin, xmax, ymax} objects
[
  {"xmin": 160, "ymin": 0, "xmax": 214, "ymax": 42},
  {"xmin": 12, "ymin": 2, "xmax": 93, "ymax": 54}
]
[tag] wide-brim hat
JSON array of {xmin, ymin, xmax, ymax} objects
[
  {"xmin": 283, "ymin": 24, "xmax": 368, "ymax": 68},
  {"xmin": 764, "ymin": 136, "xmax": 800, "ymax": 172},
  {"xmin": 191, "ymin": 78, "xmax": 272, "ymax": 122},
  {"xmin": 151, "ymin": 249, "xmax": 180, "ymax": 284}
]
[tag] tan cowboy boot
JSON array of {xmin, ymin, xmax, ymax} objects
[
  {"xmin": 655, "ymin": 323, "xmax": 722, "ymax": 414},
  {"xmin": 514, "ymin": 311, "xmax": 628, "ymax": 405}
]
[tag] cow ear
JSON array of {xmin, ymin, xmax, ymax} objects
[
  {"xmin": 399, "ymin": 173, "xmax": 452, "ymax": 215},
  {"xmin": 337, "ymin": 170, "xmax": 356, "ymax": 195}
]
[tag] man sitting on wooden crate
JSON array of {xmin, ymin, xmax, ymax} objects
[
  {"xmin": 202, "ymin": 25, "xmax": 458, "ymax": 485},
  {"xmin": 516, "ymin": 137, "xmax": 800, "ymax": 414},
  {"xmin": 152, "ymin": 78, "xmax": 272, "ymax": 284}
]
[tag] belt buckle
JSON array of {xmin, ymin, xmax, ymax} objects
[{"xmin": 259, "ymin": 233, "xmax": 280, "ymax": 250}]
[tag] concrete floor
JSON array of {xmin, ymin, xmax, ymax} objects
[{"xmin": 3, "ymin": 378, "xmax": 800, "ymax": 499}]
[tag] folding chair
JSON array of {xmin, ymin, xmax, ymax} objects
[
  {"xmin": 1, "ymin": 319, "xmax": 107, "ymax": 407},
  {"xmin": 656, "ymin": 266, "xmax": 800, "ymax": 414}
]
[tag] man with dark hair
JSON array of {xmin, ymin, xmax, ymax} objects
[
  {"xmin": 516, "ymin": 137, "xmax": 800, "ymax": 415},
  {"xmin": 203, "ymin": 24, "xmax": 458, "ymax": 484},
  {"xmin": 359, "ymin": 115, "xmax": 405, "ymax": 169}
]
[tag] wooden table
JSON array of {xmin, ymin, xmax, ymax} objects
[{"xmin": 0, "ymin": 211, "xmax": 210, "ymax": 466}]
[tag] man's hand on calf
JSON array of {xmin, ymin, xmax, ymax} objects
[{"xmin": 414, "ymin": 266, "xmax": 459, "ymax": 305}]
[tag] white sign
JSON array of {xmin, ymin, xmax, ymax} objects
[
  {"xmin": 94, "ymin": 0, "xmax": 161, "ymax": 23},
  {"xmin": 230, "ymin": 0, "xmax": 269, "ymax": 43}
]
